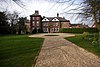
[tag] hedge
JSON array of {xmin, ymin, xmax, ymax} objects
[{"xmin": 59, "ymin": 28, "xmax": 99, "ymax": 33}]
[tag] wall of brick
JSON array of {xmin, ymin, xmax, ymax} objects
[{"xmin": 61, "ymin": 22, "xmax": 70, "ymax": 28}]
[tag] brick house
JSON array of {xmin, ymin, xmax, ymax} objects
[
  {"xmin": 70, "ymin": 24, "xmax": 89, "ymax": 28},
  {"xmin": 30, "ymin": 10, "xmax": 70, "ymax": 33},
  {"xmin": 30, "ymin": 10, "xmax": 42, "ymax": 33},
  {"xmin": 70, "ymin": 24, "xmax": 82, "ymax": 28}
]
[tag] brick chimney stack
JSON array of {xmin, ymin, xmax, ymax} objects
[
  {"xmin": 57, "ymin": 13, "xmax": 59, "ymax": 17},
  {"xmin": 35, "ymin": 10, "xmax": 39, "ymax": 15}
]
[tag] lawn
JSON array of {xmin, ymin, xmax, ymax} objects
[
  {"xmin": 0, "ymin": 35, "xmax": 44, "ymax": 67},
  {"xmin": 65, "ymin": 33, "xmax": 100, "ymax": 57}
]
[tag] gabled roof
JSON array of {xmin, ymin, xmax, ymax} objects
[
  {"xmin": 42, "ymin": 17, "xmax": 69, "ymax": 22},
  {"xmin": 42, "ymin": 17, "xmax": 50, "ymax": 21},
  {"xmin": 52, "ymin": 18, "xmax": 59, "ymax": 21},
  {"xmin": 56, "ymin": 17, "xmax": 69, "ymax": 22},
  {"xmin": 45, "ymin": 17, "xmax": 53, "ymax": 21}
]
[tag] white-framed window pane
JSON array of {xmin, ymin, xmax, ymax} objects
[
  {"xmin": 57, "ymin": 28, "xmax": 59, "ymax": 32},
  {"xmin": 32, "ymin": 27, "xmax": 34, "ymax": 30},
  {"xmin": 55, "ymin": 28, "xmax": 57, "ymax": 32},
  {"xmin": 37, "ymin": 21, "xmax": 39, "ymax": 23},
  {"xmin": 33, "ymin": 17, "xmax": 35, "ymax": 20},
  {"xmin": 33, "ymin": 21, "xmax": 35, "ymax": 26},
  {"xmin": 46, "ymin": 28, "xmax": 48, "ymax": 32},
  {"xmin": 56, "ymin": 23, "xmax": 58, "ymax": 26},
  {"xmin": 43, "ymin": 23, "xmax": 46, "ymax": 26},
  {"xmin": 46, "ymin": 23, "xmax": 48, "ymax": 26},
  {"xmin": 37, "ymin": 21, "xmax": 39, "ymax": 26},
  {"xmin": 43, "ymin": 28, "xmax": 46, "ymax": 32},
  {"xmin": 52, "ymin": 28, "xmax": 54, "ymax": 32}
]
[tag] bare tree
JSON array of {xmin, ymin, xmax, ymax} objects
[
  {"xmin": 82, "ymin": 0, "xmax": 100, "ymax": 46},
  {"xmin": 6, "ymin": 11, "xmax": 19, "ymax": 34}
]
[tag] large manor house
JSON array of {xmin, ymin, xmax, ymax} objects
[{"xmin": 26, "ymin": 10, "xmax": 89, "ymax": 33}]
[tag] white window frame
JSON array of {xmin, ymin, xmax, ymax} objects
[
  {"xmin": 52, "ymin": 28, "xmax": 54, "ymax": 32},
  {"xmin": 56, "ymin": 23, "xmax": 58, "ymax": 26},
  {"xmin": 43, "ymin": 28, "xmax": 47, "ymax": 32},
  {"xmin": 32, "ymin": 21, "xmax": 35, "ymax": 26},
  {"xmin": 37, "ymin": 21, "xmax": 39, "ymax": 26}
]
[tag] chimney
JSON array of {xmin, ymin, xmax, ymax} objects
[
  {"xmin": 57, "ymin": 13, "xmax": 59, "ymax": 17},
  {"xmin": 35, "ymin": 10, "xmax": 39, "ymax": 15}
]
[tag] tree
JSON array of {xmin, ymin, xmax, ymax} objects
[
  {"xmin": 6, "ymin": 11, "xmax": 19, "ymax": 34},
  {"xmin": 82, "ymin": 0, "xmax": 100, "ymax": 46},
  {"xmin": 16, "ymin": 17, "xmax": 27, "ymax": 34},
  {"xmin": 0, "ymin": 12, "xmax": 10, "ymax": 34}
]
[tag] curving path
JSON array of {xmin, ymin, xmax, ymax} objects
[{"xmin": 29, "ymin": 33, "xmax": 100, "ymax": 67}]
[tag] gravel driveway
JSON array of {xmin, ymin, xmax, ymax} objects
[{"xmin": 29, "ymin": 33, "xmax": 100, "ymax": 67}]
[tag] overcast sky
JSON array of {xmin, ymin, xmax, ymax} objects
[{"xmin": 0, "ymin": 0, "xmax": 93, "ymax": 26}]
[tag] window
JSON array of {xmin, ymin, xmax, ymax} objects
[
  {"xmin": 33, "ymin": 21, "xmax": 35, "ymax": 26},
  {"xmin": 33, "ymin": 17, "xmax": 35, "ymax": 20},
  {"xmin": 55, "ymin": 28, "xmax": 57, "ymax": 32},
  {"xmin": 37, "ymin": 27, "xmax": 39, "ymax": 30},
  {"xmin": 37, "ymin": 21, "xmax": 39, "ymax": 26},
  {"xmin": 43, "ymin": 23, "xmax": 48, "ymax": 26},
  {"xmin": 32, "ymin": 27, "xmax": 35, "ymax": 30},
  {"xmin": 46, "ymin": 23, "xmax": 48, "ymax": 26},
  {"xmin": 53, "ymin": 24, "xmax": 55, "ymax": 26},
  {"xmin": 43, "ymin": 28, "xmax": 48, "ymax": 32},
  {"xmin": 56, "ymin": 23, "xmax": 58, "ymax": 26},
  {"xmin": 37, "ymin": 21, "xmax": 39, "ymax": 23},
  {"xmin": 37, "ymin": 17, "xmax": 40, "ymax": 20},
  {"xmin": 46, "ymin": 28, "xmax": 48, "ymax": 32},
  {"xmin": 43, "ymin": 23, "xmax": 46, "ymax": 26},
  {"xmin": 57, "ymin": 28, "xmax": 59, "ymax": 32},
  {"xmin": 37, "ymin": 27, "xmax": 39, "ymax": 32},
  {"xmin": 52, "ymin": 28, "xmax": 54, "ymax": 32}
]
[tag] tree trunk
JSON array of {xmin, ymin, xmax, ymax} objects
[{"xmin": 92, "ymin": 9, "xmax": 100, "ymax": 47}]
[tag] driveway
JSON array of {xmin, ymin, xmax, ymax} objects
[{"xmin": 29, "ymin": 33, "xmax": 100, "ymax": 67}]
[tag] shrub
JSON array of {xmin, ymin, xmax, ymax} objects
[
  {"xmin": 32, "ymin": 28, "xmax": 37, "ymax": 34},
  {"xmin": 59, "ymin": 28, "xmax": 98, "ymax": 33},
  {"xmin": 82, "ymin": 32, "xmax": 89, "ymax": 39}
]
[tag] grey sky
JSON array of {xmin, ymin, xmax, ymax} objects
[{"xmin": 0, "ymin": 0, "xmax": 93, "ymax": 26}]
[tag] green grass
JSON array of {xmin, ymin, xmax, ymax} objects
[
  {"xmin": 0, "ymin": 35, "xmax": 44, "ymax": 67},
  {"xmin": 65, "ymin": 34, "xmax": 100, "ymax": 57}
]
